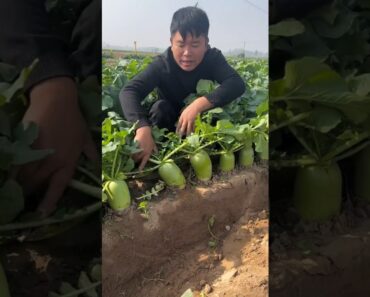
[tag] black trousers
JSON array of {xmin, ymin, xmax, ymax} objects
[{"xmin": 148, "ymin": 99, "xmax": 181, "ymax": 132}]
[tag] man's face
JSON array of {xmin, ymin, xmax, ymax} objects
[{"xmin": 170, "ymin": 31, "xmax": 208, "ymax": 71}]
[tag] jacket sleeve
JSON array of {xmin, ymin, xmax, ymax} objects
[
  {"xmin": 119, "ymin": 59, "xmax": 161, "ymax": 128},
  {"xmin": 205, "ymin": 50, "xmax": 246, "ymax": 108},
  {"xmin": 0, "ymin": 0, "xmax": 73, "ymax": 92}
]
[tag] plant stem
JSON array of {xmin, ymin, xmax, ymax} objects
[
  {"xmin": 335, "ymin": 141, "xmax": 370, "ymax": 162},
  {"xmin": 269, "ymin": 158, "xmax": 318, "ymax": 168},
  {"xmin": 208, "ymin": 223, "xmax": 219, "ymax": 241},
  {"xmin": 323, "ymin": 132, "xmax": 370, "ymax": 161},
  {"xmin": 231, "ymin": 143, "xmax": 244, "ymax": 153},
  {"xmin": 111, "ymin": 148, "xmax": 119, "ymax": 178},
  {"xmin": 195, "ymin": 139, "xmax": 220, "ymax": 153},
  {"xmin": 55, "ymin": 281, "xmax": 101, "ymax": 297},
  {"xmin": 115, "ymin": 155, "xmax": 122, "ymax": 179},
  {"xmin": 148, "ymin": 158, "xmax": 161, "ymax": 165},
  {"xmin": 77, "ymin": 166, "xmax": 101, "ymax": 185},
  {"xmin": 0, "ymin": 202, "xmax": 101, "ymax": 232},
  {"xmin": 270, "ymin": 111, "xmax": 311, "ymax": 132},
  {"xmin": 163, "ymin": 141, "xmax": 188, "ymax": 161},
  {"xmin": 289, "ymin": 125, "xmax": 319, "ymax": 160},
  {"xmin": 68, "ymin": 179, "xmax": 101, "ymax": 199},
  {"xmin": 124, "ymin": 164, "xmax": 161, "ymax": 176},
  {"xmin": 218, "ymin": 142, "xmax": 227, "ymax": 152}
]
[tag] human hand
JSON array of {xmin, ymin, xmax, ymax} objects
[
  {"xmin": 18, "ymin": 77, "xmax": 98, "ymax": 217},
  {"xmin": 176, "ymin": 96, "xmax": 213, "ymax": 136},
  {"xmin": 133, "ymin": 126, "xmax": 157, "ymax": 170}
]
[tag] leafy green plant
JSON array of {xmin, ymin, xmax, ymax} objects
[
  {"xmin": 0, "ymin": 61, "xmax": 53, "ymax": 226},
  {"xmin": 101, "ymin": 112, "xmax": 140, "ymax": 210},
  {"xmin": 269, "ymin": 0, "xmax": 370, "ymax": 220},
  {"xmin": 102, "ymin": 55, "xmax": 269, "ymax": 211}
]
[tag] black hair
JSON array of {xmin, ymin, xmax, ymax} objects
[{"xmin": 170, "ymin": 6, "xmax": 209, "ymax": 40}]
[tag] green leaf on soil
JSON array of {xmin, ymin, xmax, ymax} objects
[
  {"xmin": 59, "ymin": 282, "xmax": 77, "ymax": 294},
  {"xmin": 90, "ymin": 264, "xmax": 102, "ymax": 282},
  {"xmin": 78, "ymin": 271, "xmax": 98, "ymax": 297}
]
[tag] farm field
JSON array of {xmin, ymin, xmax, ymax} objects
[
  {"xmin": 269, "ymin": 0, "xmax": 370, "ymax": 295},
  {"xmin": 101, "ymin": 52, "xmax": 269, "ymax": 296}
]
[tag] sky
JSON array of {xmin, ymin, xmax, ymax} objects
[{"xmin": 103, "ymin": 0, "xmax": 268, "ymax": 53}]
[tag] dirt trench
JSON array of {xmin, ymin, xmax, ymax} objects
[
  {"xmin": 270, "ymin": 213, "xmax": 370, "ymax": 297},
  {"xmin": 102, "ymin": 167, "xmax": 269, "ymax": 297}
]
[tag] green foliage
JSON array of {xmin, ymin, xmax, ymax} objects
[
  {"xmin": 102, "ymin": 112, "xmax": 139, "ymax": 181},
  {"xmin": 270, "ymin": 0, "xmax": 370, "ymax": 167},
  {"xmin": 48, "ymin": 261, "xmax": 101, "ymax": 297},
  {"xmin": 102, "ymin": 53, "xmax": 269, "ymax": 211},
  {"xmin": 102, "ymin": 56, "xmax": 157, "ymax": 116},
  {"xmin": 0, "ymin": 61, "xmax": 53, "ymax": 226}
]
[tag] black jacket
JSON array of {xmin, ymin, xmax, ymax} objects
[
  {"xmin": 120, "ymin": 47, "xmax": 246, "ymax": 128},
  {"xmin": 0, "ymin": 0, "xmax": 100, "ymax": 91}
]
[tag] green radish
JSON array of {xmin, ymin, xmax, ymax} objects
[
  {"xmin": 102, "ymin": 192, "xmax": 108, "ymax": 203},
  {"xmin": 239, "ymin": 146, "xmax": 254, "ymax": 167},
  {"xmin": 159, "ymin": 160, "xmax": 186, "ymax": 189},
  {"xmin": 0, "ymin": 261, "xmax": 11, "ymax": 297},
  {"xmin": 354, "ymin": 146, "xmax": 370, "ymax": 202},
  {"xmin": 104, "ymin": 180, "xmax": 131, "ymax": 211},
  {"xmin": 190, "ymin": 149, "xmax": 212, "ymax": 181},
  {"xmin": 258, "ymin": 142, "xmax": 268, "ymax": 160},
  {"xmin": 293, "ymin": 162, "xmax": 342, "ymax": 221},
  {"xmin": 219, "ymin": 151, "xmax": 235, "ymax": 172}
]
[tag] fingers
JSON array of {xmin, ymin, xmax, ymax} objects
[
  {"xmin": 176, "ymin": 117, "xmax": 183, "ymax": 135},
  {"xmin": 135, "ymin": 145, "xmax": 156, "ymax": 171},
  {"xmin": 138, "ymin": 153, "xmax": 150, "ymax": 171},
  {"xmin": 176, "ymin": 116, "xmax": 188, "ymax": 136},
  {"xmin": 132, "ymin": 151, "xmax": 144, "ymax": 163},
  {"xmin": 187, "ymin": 121, "xmax": 194, "ymax": 136},
  {"xmin": 176, "ymin": 118, "xmax": 194, "ymax": 136},
  {"xmin": 37, "ymin": 165, "xmax": 75, "ymax": 217},
  {"xmin": 133, "ymin": 128, "xmax": 156, "ymax": 170}
]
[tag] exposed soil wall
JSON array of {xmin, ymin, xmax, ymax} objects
[{"xmin": 102, "ymin": 167, "xmax": 269, "ymax": 297}]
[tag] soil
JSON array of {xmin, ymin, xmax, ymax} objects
[
  {"xmin": 269, "ymin": 206, "xmax": 370, "ymax": 297},
  {"xmin": 0, "ymin": 191, "xmax": 101, "ymax": 297},
  {"xmin": 102, "ymin": 166, "xmax": 269, "ymax": 297}
]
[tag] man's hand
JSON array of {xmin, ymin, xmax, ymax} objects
[
  {"xmin": 18, "ymin": 77, "xmax": 98, "ymax": 217},
  {"xmin": 133, "ymin": 126, "xmax": 157, "ymax": 170},
  {"xmin": 176, "ymin": 96, "xmax": 213, "ymax": 136}
]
